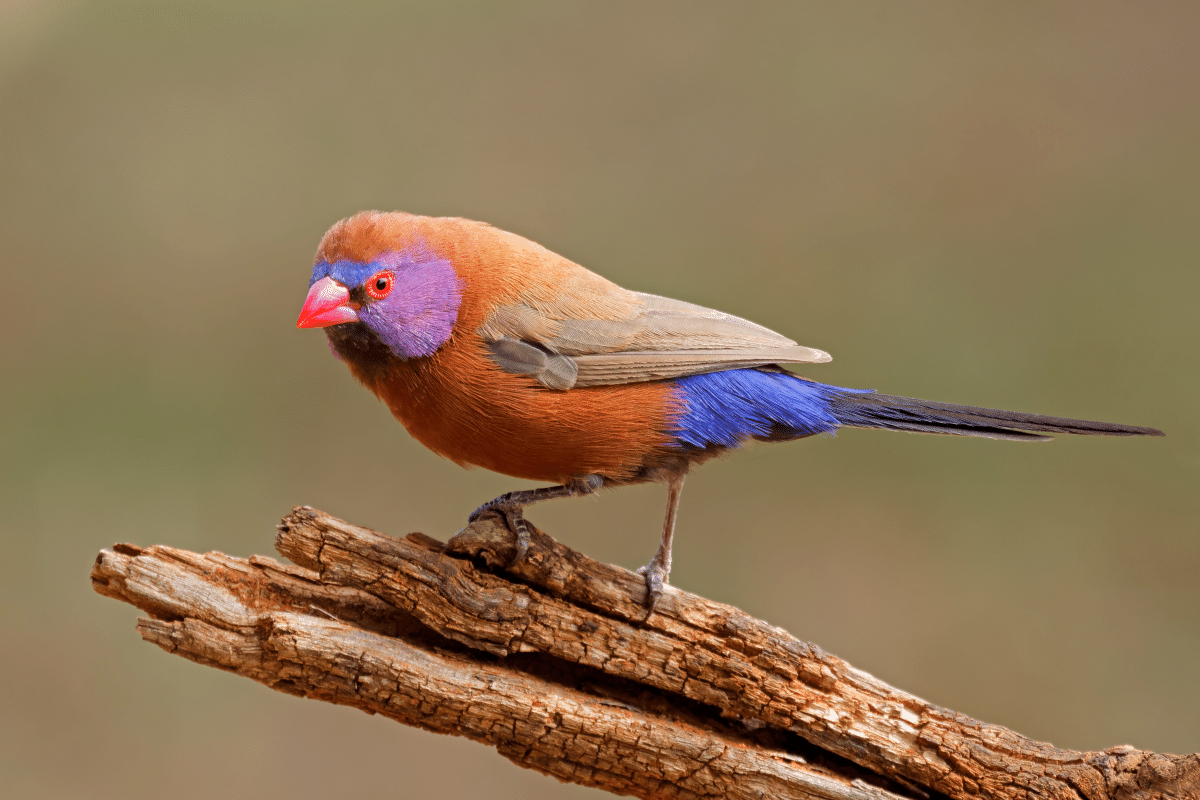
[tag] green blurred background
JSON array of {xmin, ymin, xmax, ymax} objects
[{"xmin": 2, "ymin": 2, "xmax": 1197, "ymax": 797}]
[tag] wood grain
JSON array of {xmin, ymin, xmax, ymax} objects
[{"xmin": 90, "ymin": 507, "xmax": 1199, "ymax": 800}]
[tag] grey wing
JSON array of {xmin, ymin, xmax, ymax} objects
[{"xmin": 480, "ymin": 291, "xmax": 830, "ymax": 390}]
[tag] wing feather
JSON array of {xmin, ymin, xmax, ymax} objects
[
  {"xmin": 480, "ymin": 288, "xmax": 829, "ymax": 390},
  {"xmin": 568, "ymin": 345, "xmax": 829, "ymax": 385}
]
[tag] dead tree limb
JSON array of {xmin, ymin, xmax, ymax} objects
[{"xmin": 91, "ymin": 507, "xmax": 1199, "ymax": 800}]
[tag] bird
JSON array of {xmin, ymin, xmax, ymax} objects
[{"xmin": 296, "ymin": 211, "xmax": 1163, "ymax": 609}]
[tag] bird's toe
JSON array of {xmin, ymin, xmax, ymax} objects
[
  {"xmin": 503, "ymin": 507, "xmax": 531, "ymax": 567},
  {"xmin": 636, "ymin": 557, "xmax": 669, "ymax": 613}
]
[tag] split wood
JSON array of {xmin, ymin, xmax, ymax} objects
[{"xmin": 91, "ymin": 507, "xmax": 1198, "ymax": 800}]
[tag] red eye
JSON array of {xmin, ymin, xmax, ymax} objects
[{"xmin": 365, "ymin": 270, "xmax": 394, "ymax": 300}]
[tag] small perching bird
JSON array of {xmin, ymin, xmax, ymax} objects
[{"xmin": 297, "ymin": 211, "xmax": 1163, "ymax": 609}]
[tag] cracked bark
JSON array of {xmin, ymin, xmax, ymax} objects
[{"xmin": 91, "ymin": 507, "xmax": 1199, "ymax": 800}]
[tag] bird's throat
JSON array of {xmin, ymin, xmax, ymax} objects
[{"xmin": 325, "ymin": 323, "xmax": 397, "ymax": 385}]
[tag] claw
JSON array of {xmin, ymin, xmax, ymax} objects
[
  {"xmin": 468, "ymin": 496, "xmax": 529, "ymax": 567},
  {"xmin": 636, "ymin": 554, "xmax": 669, "ymax": 612},
  {"xmin": 500, "ymin": 506, "xmax": 530, "ymax": 566},
  {"xmin": 468, "ymin": 476, "xmax": 604, "ymax": 572}
]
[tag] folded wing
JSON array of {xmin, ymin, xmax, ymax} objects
[{"xmin": 479, "ymin": 290, "xmax": 830, "ymax": 390}]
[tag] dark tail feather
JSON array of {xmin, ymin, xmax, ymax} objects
[{"xmin": 828, "ymin": 391, "xmax": 1165, "ymax": 441}]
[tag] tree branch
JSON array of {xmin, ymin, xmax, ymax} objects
[{"xmin": 91, "ymin": 507, "xmax": 1198, "ymax": 800}]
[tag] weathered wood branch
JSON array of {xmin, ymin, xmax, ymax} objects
[{"xmin": 91, "ymin": 507, "xmax": 1198, "ymax": 800}]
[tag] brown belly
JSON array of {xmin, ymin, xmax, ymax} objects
[{"xmin": 365, "ymin": 341, "xmax": 678, "ymax": 484}]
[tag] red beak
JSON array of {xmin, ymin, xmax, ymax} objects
[{"xmin": 297, "ymin": 277, "xmax": 359, "ymax": 328}]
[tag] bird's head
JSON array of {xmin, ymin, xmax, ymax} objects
[{"xmin": 297, "ymin": 215, "xmax": 465, "ymax": 363}]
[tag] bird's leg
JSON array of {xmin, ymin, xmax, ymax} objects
[
  {"xmin": 637, "ymin": 474, "xmax": 686, "ymax": 612},
  {"xmin": 469, "ymin": 474, "xmax": 604, "ymax": 566}
]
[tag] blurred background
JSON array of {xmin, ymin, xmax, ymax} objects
[{"xmin": 2, "ymin": 1, "xmax": 1197, "ymax": 797}]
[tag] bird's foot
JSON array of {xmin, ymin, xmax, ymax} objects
[
  {"xmin": 636, "ymin": 552, "xmax": 671, "ymax": 613},
  {"xmin": 468, "ymin": 494, "xmax": 531, "ymax": 566},
  {"xmin": 468, "ymin": 477, "xmax": 604, "ymax": 569}
]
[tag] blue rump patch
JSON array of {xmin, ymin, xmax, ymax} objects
[{"xmin": 669, "ymin": 369, "xmax": 869, "ymax": 449}]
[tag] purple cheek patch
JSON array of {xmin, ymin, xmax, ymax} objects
[{"xmin": 357, "ymin": 248, "xmax": 465, "ymax": 359}]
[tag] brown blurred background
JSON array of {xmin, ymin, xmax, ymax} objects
[{"xmin": 1, "ymin": 2, "xmax": 1197, "ymax": 797}]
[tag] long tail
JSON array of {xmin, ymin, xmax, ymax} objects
[
  {"xmin": 825, "ymin": 389, "xmax": 1164, "ymax": 441},
  {"xmin": 668, "ymin": 370, "xmax": 1163, "ymax": 448}
]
